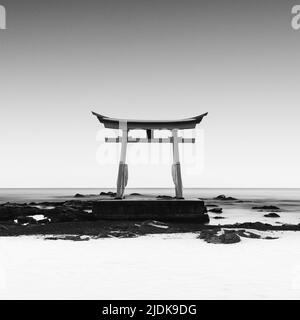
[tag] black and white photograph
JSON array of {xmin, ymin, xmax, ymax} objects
[{"xmin": 0, "ymin": 0, "xmax": 300, "ymax": 308}]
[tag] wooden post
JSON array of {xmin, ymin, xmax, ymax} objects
[
  {"xmin": 116, "ymin": 126, "xmax": 128, "ymax": 199},
  {"xmin": 172, "ymin": 129, "xmax": 183, "ymax": 199}
]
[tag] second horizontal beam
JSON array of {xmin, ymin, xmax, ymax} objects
[{"xmin": 105, "ymin": 137, "xmax": 196, "ymax": 143}]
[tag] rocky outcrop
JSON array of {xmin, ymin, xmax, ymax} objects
[
  {"xmin": 264, "ymin": 212, "xmax": 280, "ymax": 218},
  {"xmin": 37, "ymin": 218, "xmax": 50, "ymax": 224},
  {"xmin": 100, "ymin": 191, "xmax": 117, "ymax": 197},
  {"xmin": 221, "ymin": 222, "xmax": 300, "ymax": 231},
  {"xmin": 214, "ymin": 195, "xmax": 237, "ymax": 201},
  {"xmin": 16, "ymin": 216, "xmax": 37, "ymax": 225},
  {"xmin": 74, "ymin": 193, "xmax": 85, "ymax": 198},
  {"xmin": 198, "ymin": 229, "xmax": 241, "ymax": 244},
  {"xmin": 156, "ymin": 195, "xmax": 174, "ymax": 199},
  {"xmin": 0, "ymin": 200, "xmax": 94, "ymax": 225},
  {"xmin": 0, "ymin": 204, "xmax": 41, "ymax": 221},
  {"xmin": 198, "ymin": 228, "xmax": 278, "ymax": 243},
  {"xmin": 44, "ymin": 235, "xmax": 90, "ymax": 241},
  {"xmin": 252, "ymin": 205, "xmax": 280, "ymax": 211},
  {"xmin": 209, "ymin": 207, "xmax": 223, "ymax": 214}
]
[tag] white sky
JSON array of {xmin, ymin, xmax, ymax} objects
[{"xmin": 0, "ymin": 0, "xmax": 300, "ymax": 188}]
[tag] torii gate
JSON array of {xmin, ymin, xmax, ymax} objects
[{"xmin": 92, "ymin": 112, "xmax": 208, "ymax": 199}]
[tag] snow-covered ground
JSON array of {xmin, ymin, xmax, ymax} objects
[{"xmin": 0, "ymin": 233, "xmax": 300, "ymax": 300}]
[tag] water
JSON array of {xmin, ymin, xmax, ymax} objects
[
  {"xmin": 0, "ymin": 188, "xmax": 299, "ymax": 225},
  {"xmin": 0, "ymin": 188, "xmax": 299, "ymax": 203}
]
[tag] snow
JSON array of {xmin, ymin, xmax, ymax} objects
[{"xmin": 0, "ymin": 233, "xmax": 300, "ymax": 300}]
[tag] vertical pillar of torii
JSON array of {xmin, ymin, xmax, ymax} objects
[
  {"xmin": 116, "ymin": 122, "xmax": 128, "ymax": 199},
  {"xmin": 172, "ymin": 129, "xmax": 183, "ymax": 199}
]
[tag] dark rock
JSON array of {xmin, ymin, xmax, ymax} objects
[
  {"xmin": 0, "ymin": 220, "xmax": 15, "ymax": 225},
  {"xmin": 214, "ymin": 195, "xmax": 237, "ymax": 201},
  {"xmin": 0, "ymin": 205, "xmax": 41, "ymax": 221},
  {"xmin": 156, "ymin": 195, "xmax": 174, "ymax": 199},
  {"xmin": 219, "ymin": 222, "xmax": 300, "ymax": 231},
  {"xmin": 100, "ymin": 191, "xmax": 117, "ymax": 197},
  {"xmin": 94, "ymin": 233, "xmax": 110, "ymax": 239},
  {"xmin": 48, "ymin": 211, "xmax": 89, "ymax": 223},
  {"xmin": 198, "ymin": 228, "xmax": 220, "ymax": 239},
  {"xmin": 224, "ymin": 222, "xmax": 273, "ymax": 230},
  {"xmin": 222, "ymin": 231, "xmax": 241, "ymax": 244},
  {"xmin": 206, "ymin": 204, "xmax": 219, "ymax": 207},
  {"xmin": 264, "ymin": 236, "xmax": 279, "ymax": 240},
  {"xmin": 44, "ymin": 235, "xmax": 90, "ymax": 241},
  {"xmin": 109, "ymin": 232, "xmax": 138, "ymax": 238},
  {"xmin": 74, "ymin": 193, "xmax": 85, "ymax": 198},
  {"xmin": 37, "ymin": 218, "xmax": 50, "ymax": 224},
  {"xmin": 264, "ymin": 212, "xmax": 280, "ymax": 218},
  {"xmin": 209, "ymin": 207, "xmax": 223, "ymax": 214},
  {"xmin": 130, "ymin": 193, "xmax": 142, "ymax": 196},
  {"xmin": 213, "ymin": 216, "xmax": 225, "ymax": 219},
  {"xmin": 16, "ymin": 216, "xmax": 37, "ymax": 225},
  {"xmin": 38, "ymin": 201, "xmax": 57, "ymax": 206},
  {"xmin": 63, "ymin": 200, "xmax": 92, "ymax": 208},
  {"xmin": 198, "ymin": 229, "xmax": 241, "ymax": 244},
  {"xmin": 252, "ymin": 205, "xmax": 280, "ymax": 211},
  {"xmin": 0, "ymin": 202, "xmax": 9, "ymax": 206}
]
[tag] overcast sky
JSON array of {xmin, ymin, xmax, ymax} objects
[{"xmin": 0, "ymin": 0, "xmax": 299, "ymax": 188}]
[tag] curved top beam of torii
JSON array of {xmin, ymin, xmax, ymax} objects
[{"xmin": 92, "ymin": 111, "xmax": 208, "ymax": 130}]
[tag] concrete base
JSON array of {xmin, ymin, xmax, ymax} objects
[{"xmin": 92, "ymin": 199, "xmax": 209, "ymax": 223}]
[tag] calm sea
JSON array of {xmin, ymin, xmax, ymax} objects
[{"xmin": 0, "ymin": 188, "xmax": 299, "ymax": 203}]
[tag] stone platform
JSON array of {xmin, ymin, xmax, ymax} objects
[{"xmin": 92, "ymin": 199, "xmax": 209, "ymax": 223}]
